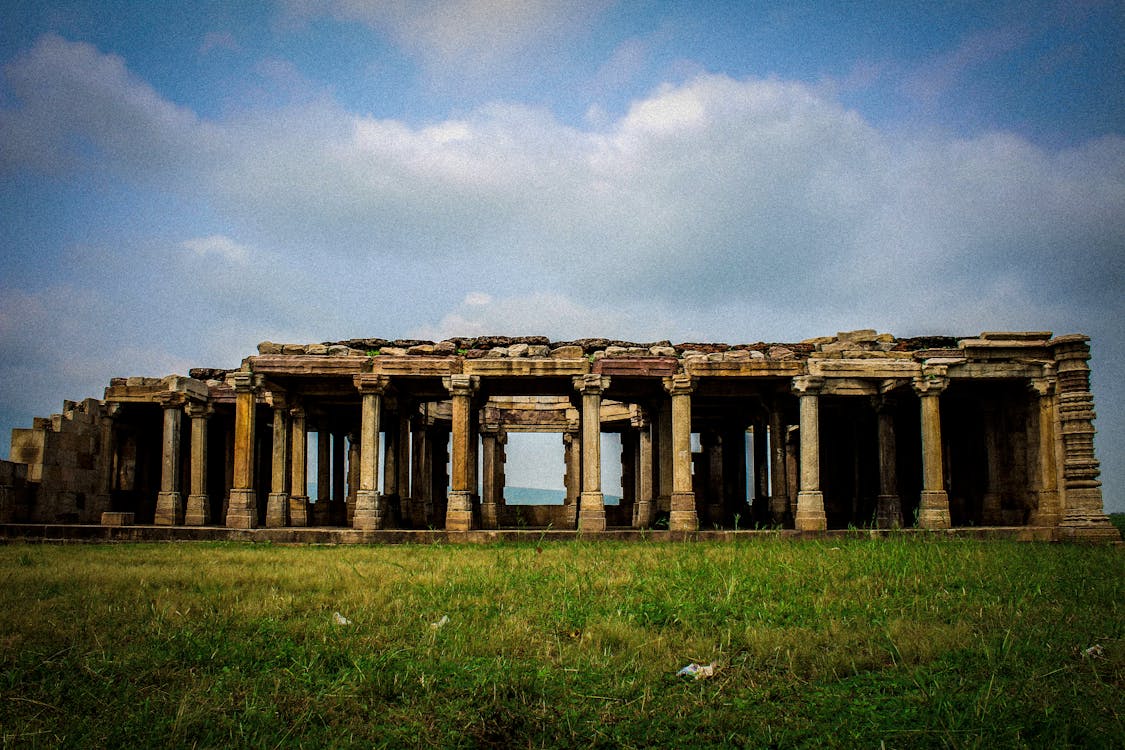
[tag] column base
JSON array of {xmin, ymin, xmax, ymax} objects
[
  {"xmin": 289, "ymin": 495, "xmax": 309, "ymax": 527},
  {"xmin": 480, "ymin": 501, "xmax": 499, "ymax": 529},
  {"xmin": 768, "ymin": 495, "xmax": 790, "ymax": 527},
  {"xmin": 632, "ymin": 499, "xmax": 653, "ymax": 529},
  {"xmin": 445, "ymin": 490, "xmax": 473, "ymax": 531},
  {"xmin": 669, "ymin": 491, "xmax": 698, "ymax": 531},
  {"xmin": 563, "ymin": 496, "xmax": 579, "ymax": 528},
  {"xmin": 1059, "ymin": 511, "xmax": 1121, "ymax": 542},
  {"xmin": 794, "ymin": 490, "xmax": 827, "ymax": 531},
  {"xmin": 154, "ymin": 491, "xmax": 182, "ymax": 526},
  {"xmin": 184, "ymin": 494, "xmax": 210, "ymax": 526},
  {"xmin": 578, "ymin": 491, "xmax": 606, "ymax": 532},
  {"xmin": 266, "ymin": 492, "xmax": 290, "ymax": 528},
  {"xmin": 352, "ymin": 490, "xmax": 384, "ymax": 530},
  {"xmin": 917, "ymin": 490, "xmax": 951, "ymax": 529},
  {"xmin": 1029, "ymin": 490, "xmax": 1060, "ymax": 526},
  {"xmin": 875, "ymin": 494, "xmax": 902, "ymax": 529},
  {"xmin": 225, "ymin": 488, "xmax": 258, "ymax": 529}
]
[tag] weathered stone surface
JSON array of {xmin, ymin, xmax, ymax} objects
[
  {"xmin": 434, "ymin": 341, "xmax": 458, "ymax": 355},
  {"xmin": 768, "ymin": 346, "xmax": 796, "ymax": 360},
  {"xmin": 484, "ymin": 347, "xmax": 508, "ymax": 358},
  {"xmin": 281, "ymin": 344, "xmax": 307, "ymax": 355},
  {"xmin": 649, "ymin": 345, "xmax": 676, "ymax": 357},
  {"xmin": 381, "ymin": 347, "xmax": 407, "ymax": 356},
  {"xmin": 327, "ymin": 345, "xmax": 351, "ymax": 356},
  {"xmin": 837, "ymin": 329, "xmax": 878, "ymax": 343},
  {"xmin": 527, "ymin": 345, "xmax": 550, "ymax": 357},
  {"xmin": 306, "ymin": 343, "xmax": 328, "ymax": 355},
  {"xmin": 550, "ymin": 345, "xmax": 584, "ymax": 359},
  {"xmin": 258, "ymin": 341, "xmax": 283, "ymax": 354},
  {"xmin": 407, "ymin": 344, "xmax": 435, "ymax": 355},
  {"xmin": 508, "ymin": 343, "xmax": 530, "ymax": 358}
]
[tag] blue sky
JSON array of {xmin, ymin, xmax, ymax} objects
[{"xmin": 1, "ymin": 1, "xmax": 1122, "ymax": 510}]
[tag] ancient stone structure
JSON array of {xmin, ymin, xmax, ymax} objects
[{"xmin": 1, "ymin": 331, "xmax": 1119, "ymax": 541}]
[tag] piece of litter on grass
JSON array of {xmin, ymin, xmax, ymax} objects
[
  {"xmin": 430, "ymin": 615, "xmax": 450, "ymax": 630},
  {"xmin": 676, "ymin": 662, "xmax": 716, "ymax": 680},
  {"xmin": 1084, "ymin": 644, "xmax": 1104, "ymax": 658},
  {"xmin": 332, "ymin": 611, "xmax": 352, "ymax": 626}
]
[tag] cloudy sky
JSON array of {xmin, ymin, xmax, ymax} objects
[{"xmin": 1, "ymin": 1, "xmax": 1122, "ymax": 510}]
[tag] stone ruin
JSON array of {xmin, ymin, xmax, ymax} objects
[{"xmin": 0, "ymin": 331, "xmax": 1119, "ymax": 541}]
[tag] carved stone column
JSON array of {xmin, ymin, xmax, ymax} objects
[
  {"xmin": 980, "ymin": 403, "xmax": 1004, "ymax": 525},
  {"xmin": 93, "ymin": 402, "xmax": 120, "ymax": 518},
  {"xmin": 702, "ymin": 430, "xmax": 724, "ymax": 526},
  {"xmin": 353, "ymin": 374, "xmax": 390, "ymax": 531},
  {"xmin": 346, "ymin": 433, "xmax": 359, "ymax": 526},
  {"xmin": 632, "ymin": 412, "xmax": 655, "ymax": 528},
  {"xmin": 265, "ymin": 395, "xmax": 290, "ymax": 528},
  {"xmin": 184, "ymin": 401, "xmax": 213, "ymax": 525},
  {"xmin": 444, "ymin": 375, "xmax": 479, "ymax": 531},
  {"xmin": 1053, "ymin": 336, "xmax": 1118, "ymax": 540},
  {"xmin": 664, "ymin": 374, "xmax": 698, "ymax": 531},
  {"xmin": 873, "ymin": 394, "xmax": 902, "ymax": 528},
  {"xmin": 155, "ymin": 393, "xmax": 186, "ymax": 525},
  {"xmin": 574, "ymin": 374, "xmax": 610, "ymax": 531},
  {"xmin": 1028, "ymin": 374, "xmax": 1060, "ymax": 526},
  {"xmin": 563, "ymin": 431, "xmax": 580, "ymax": 527},
  {"xmin": 792, "ymin": 376, "xmax": 826, "ymax": 531},
  {"xmin": 225, "ymin": 372, "xmax": 260, "ymax": 529},
  {"xmin": 768, "ymin": 402, "xmax": 789, "ymax": 525},
  {"xmin": 332, "ymin": 430, "xmax": 346, "ymax": 525},
  {"xmin": 314, "ymin": 427, "xmax": 331, "ymax": 525},
  {"xmin": 289, "ymin": 405, "xmax": 309, "ymax": 526},
  {"xmin": 913, "ymin": 369, "xmax": 951, "ymax": 529},
  {"xmin": 396, "ymin": 406, "xmax": 412, "ymax": 526},
  {"xmin": 480, "ymin": 430, "xmax": 500, "ymax": 529},
  {"xmin": 410, "ymin": 415, "xmax": 429, "ymax": 527},
  {"xmin": 656, "ymin": 401, "xmax": 673, "ymax": 513}
]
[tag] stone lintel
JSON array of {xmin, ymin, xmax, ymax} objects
[
  {"xmin": 807, "ymin": 359, "xmax": 919, "ymax": 379},
  {"xmin": 978, "ymin": 331, "xmax": 1053, "ymax": 342},
  {"xmin": 946, "ymin": 362, "xmax": 1044, "ymax": 380},
  {"xmin": 373, "ymin": 357, "xmax": 460, "ymax": 377},
  {"xmin": 465, "ymin": 359, "xmax": 590, "ymax": 378},
  {"xmin": 593, "ymin": 357, "xmax": 677, "ymax": 376},
  {"xmin": 251, "ymin": 355, "xmax": 372, "ymax": 376},
  {"xmin": 683, "ymin": 360, "xmax": 803, "ymax": 377}
]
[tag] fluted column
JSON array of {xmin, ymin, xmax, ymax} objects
[
  {"xmin": 573, "ymin": 374, "xmax": 610, "ymax": 531},
  {"xmin": 353, "ymin": 374, "xmax": 390, "ymax": 530},
  {"xmin": 184, "ymin": 401, "xmax": 213, "ymax": 525},
  {"xmin": 768, "ymin": 402, "xmax": 789, "ymax": 525},
  {"xmin": 1053, "ymin": 336, "xmax": 1117, "ymax": 540},
  {"xmin": 873, "ymin": 394, "xmax": 902, "ymax": 528},
  {"xmin": 1028, "ymin": 374, "xmax": 1060, "ymax": 526},
  {"xmin": 444, "ymin": 375, "xmax": 479, "ymax": 531},
  {"xmin": 225, "ymin": 372, "xmax": 260, "ymax": 528},
  {"xmin": 288, "ymin": 405, "xmax": 309, "ymax": 526},
  {"xmin": 155, "ymin": 393, "xmax": 186, "ymax": 525},
  {"xmin": 913, "ymin": 369, "xmax": 951, "ymax": 529},
  {"xmin": 265, "ymin": 395, "xmax": 290, "ymax": 528},
  {"xmin": 664, "ymin": 374, "xmax": 698, "ymax": 531},
  {"xmin": 792, "ymin": 376, "xmax": 826, "ymax": 531}
]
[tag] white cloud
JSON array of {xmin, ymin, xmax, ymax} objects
[{"xmin": 180, "ymin": 235, "xmax": 251, "ymax": 263}]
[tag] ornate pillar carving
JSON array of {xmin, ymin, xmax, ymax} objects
[
  {"xmin": 664, "ymin": 374, "xmax": 698, "ymax": 531},
  {"xmin": 265, "ymin": 394, "xmax": 290, "ymax": 528},
  {"xmin": 574, "ymin": 374, "xmax": 610, "ymax": 531},
  {"xmin": 155, "ymin": 392, "xmax": 186, "ymax": 525},
  {"xmin": 184, "ymin": 401, "xmax": 213, "ymax": 525},
  {"xmin": 444, "ymin": 375, "xmax": 479, "ymax": 531},
  {"xmin": 288, "ymin": 405, "xmax": 309, "ymax": 527},
  {"xmin": 913, "ymin": 369, "xmax": 951, "ymax": 529},
  {"xmin": 225, "ymin": 372, "xmax": 260, "ymax": 529},
  {"xmin": 353, "ymin": 374, "xmax": 391, "ymax": 531},
  {"xmin": 792, "ymin": 376, "xmax": 827, "ymax": 531},
  {"xmin": 1053, "ymin": 336, "xmax": 1118, "ymax": 540},
  {"xmin": 873, "ymin": 394, "xmax": 902, "ymax": 528}
]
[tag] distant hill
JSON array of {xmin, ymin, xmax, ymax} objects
[{"xmin": 505, "ymin": 486, "xmax": 621, "ymax": 506}]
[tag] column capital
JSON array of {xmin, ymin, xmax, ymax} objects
[
  {"xmin": 1028, "ymin": 375, "xmax": 1056, "ymax": 398},
  {"xmin": 443, "ymin": 374, "xmax": 480, "ymax": 397},
  {"xmin": 354, "ymin": 373, "xmax": 392, "ymax": 395},
  {"xmin": 662, "ymin": 373, "xmax": 695, "ymax": 396},
  {"xmin": 790, "ymin": 375, "xmax": 824, "ymax": 396},
  {"xmin": 573, "ymin": 373, "xmax": 611, "ymax": 395},
  {"xmin": 267, "ymin": 391, "xmax": 289, "ymax": 410},
  {"xmin": 912, "ymin": 366, "xmax": 948, "ymax": 397},
  {"xmin": 870, "ymin": 392, "xmax": 897, "ymax": 412},
  {"xmin": 289, "ymin": 404, "xmax": 306, "ymax": 420},
  {"xmin": 157, "ymin": 392, "xmax": 187, "ymax": 409},
  {"xmin": 228, "ymin": 371, "xmax": 261, "ymax": 392},
  {"xmin": 184, "ymin": 401, "xmax": 214, "ymax": 419}
]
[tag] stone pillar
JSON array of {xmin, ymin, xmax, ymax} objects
[
  {"xmin": 314, "ymin": 428, "xmax": 331, "ymax": 525},
  {"xmin": 574, "ymin": 374, "xmax": 610, "ymax": 532},
  {"xmin": 396, "ymin": 407, "xmax": 412, "ymax": 526},
  {"xmin": 444, "ymin": 375, "xmax": 479, "ymax": 531},
  {"xmin": 353, "ymin": 374, "xmax": 390, "ymax": 531},
  {"xmin": 702, "ymin": 430, "xmax": 723, "ymax": 526},
  {"xmin": 768, "ymin": 403, "xmax": 789, "ymax": 525},
  {"xmin": 620, "ymin": 429, "xmax": 637, "ymax": 525},
  {"xmin": 184, "ymin": 401, "xmax": 213, "ymax": 525},
  {"xmin": 563, "ymin": 431, "xmax": 581, "ymax": 528},
  {"xmin": 873, "ymin": 394, "xmax": 902, "ymax": 528},
  {"xmin": 331, "ymin": 430, "xmax": 346, "ymax": 524},
  {"xmin": 346, "ymin": 434, "xmax": 360, "ymax": 525},
  {"xmin": 664, "ymin": 374, "xmax": 698, "ymax": 531},
  {"xmin": 656, "ymin": 401, "xmax": 673, "ymax": 513},
  {"xmin": 792, "ymin": 376, "xmax": 827, "ymax": 531},
  {"xmin": 265, "ymin": 396, "xmax": 290, "ymax": 528},
  {"xmin": 913, "ymin": 370, "xmax": 951, "ymax": 529},
  {"xmin": 411, "ymin": 415, "xmax": 429, "ymax": 527},
  {"xmin": 155, "ymin": 393, "xmax": 186, "ymax": 525},
  {"xmin": 93, "ymin": 403, "xmax": 120, "ymax": 517},
  {"xmin": 1053, "ymin": 336, "xmax": 1118, "ymax": 540},
  {"xmin": 632, "ymin": 413, "xmax": 654, "ymax": 528},
  {"xmin": 980, "ymin": 403, "xmax": 1004, "ymax": 525},
  {"xmin": 481, "ymin": 430, "xmax": 500, "ymax": 529},
  {"xmin": 753, "ymin": 420, "xmax": 769, "ymax": 517},
  {"xmin": 225, "ymin": 372, "xmax": 259, "ymax": 529},
  {"xmin": 1028, "ymin": 374, "xmax": 1060, "ymax": 526},
  {"xmin": 289, "ymin": 405, "xmax": 309, "ymax": 526}
]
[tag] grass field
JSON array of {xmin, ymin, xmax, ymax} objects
[{"xmin": 0, "ymin": 536, "xmax": 1122, "ymax": 748}]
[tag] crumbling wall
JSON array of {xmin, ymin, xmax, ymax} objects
[
  {"xmin": 8, "ymin": 398, "xmax": 106, "ymax": 523},
  {"xmin": 0, "ymin": 460, "xmax": 33, "ymax": 522}
]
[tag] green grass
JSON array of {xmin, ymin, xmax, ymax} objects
[{"xmin": 0, "ymin": 538, "xmax": 1122, "ymax": 748}]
